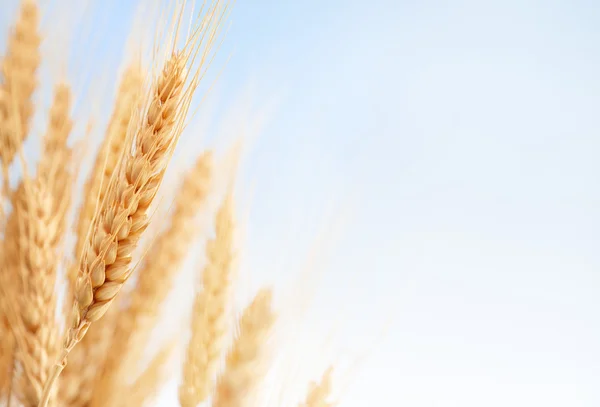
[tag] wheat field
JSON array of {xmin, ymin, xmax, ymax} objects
[{"xmin": 0, "ymin": 1, "xmax": 336, "ymax": 406}]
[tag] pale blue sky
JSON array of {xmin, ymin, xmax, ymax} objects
[
  {"xmin": 3, "ymin": 0, "xmax": 600, "ymax": 405},
  {"xmin": 220, "ymin": 2, "xmax": 600, "ymax": 405}
]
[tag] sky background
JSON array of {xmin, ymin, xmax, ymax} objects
[{"xmin": 3, "ymin": 0, "xmax": 600, "ymax": 406}]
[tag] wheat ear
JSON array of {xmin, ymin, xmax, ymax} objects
[
  {"xmin": 299, "ymin": 368, "xmax": 334, "ymax": 407},
  {"xmin": 92, "ymin": 150, "xmax": 213, "ymax": 406},
  {"xmin": 179, "ymin": 192, "xmax": 235, "ymax": 407},
  {"xmin": 12, "ymin": 177, "xmax": 61, "ymax": 407},
  {"xmin": 59, "ymin": 66, "xmax": 143, "ymax": 407},
  {"xmin": 38, "ymin": 50, "xmax": 192, "ymax": 407},
  {"xmin": 12, "ymin": 84, "xmax": 72, "ymax": 406},
  {"xmin": 213, "ymin": 288, "xmax": 276, "ymax": 407},
  {"xmin": 0, "ymin": 0, "xmax": 41, "ymax": 178}
]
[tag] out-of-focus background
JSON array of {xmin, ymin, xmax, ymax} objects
[{"xmin": 2, "ymin": 0, "xmax": 600, "ymax": 405}]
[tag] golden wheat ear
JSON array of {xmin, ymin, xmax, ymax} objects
[
  {"xmin": 298, "ymin": 368, "xmax": 335, "ymax": 407},
  {"xmin": 66, "ymin": 49, "xmax": 189, "ymax": 366},
  {"xmin": 12, "ymin": 177, "xmax": 62, "ymax": 407},
  {"xmin": 59, "ymin": 64, "xmax": 144, "ymax": 407},
  {"xmin": 212, "ymin": 288, "xmax": 277, "ymax": 407},
  {"xmin": 40, "ymin": 52, "xmax": 187, "ymax": 407},
  {"xmin": 0, "ymin": 0, "xmax": 41, "ymax": 182},
  {"xmin": 179, "ymin": 191, "xmax": 236, "ymax": 407},
  {"xmin": 4, "ymin": 78, "xmax": 73, "ymax": 407}
]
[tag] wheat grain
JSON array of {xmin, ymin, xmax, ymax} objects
[
  {"xmin": 0, "ymin": 334, "xmax": 15, "ymax": 404},
  {"xmin": 0, "ymin": 246, "xmax": 17, "ymax": 404},
  {"xmin": 213, "ymin": 288, "xmax": 276, "ymax": 407},
  {"xmin": 179, "ymin": 192, "xmax": 235, "ymax": 407}
]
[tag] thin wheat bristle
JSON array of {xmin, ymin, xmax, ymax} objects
[
  {"xmin": 0, "ymin": 0, "xmax": 41, "ymax": 174},
  {"xmin": 213, "ymin": 288, "xmax": 276, "ymax": 407},
  {"xmin": 179, "ymin": 192, "xmax": 235, "ymax": 407},
  {"xmin": 91, "ymin": 150, "xmax": 213, "ymax": 407},
  {"xmin": 298, "ymin": 368, "xmax": 334, "ymax": 407},
  {"xmin": 12, "ymin": 178, "xmax": 60, "ymax": 407}
]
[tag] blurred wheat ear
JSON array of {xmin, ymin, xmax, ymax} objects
[{"xmin": 0, "ymin": 1, "xmax": 339, "ymax": 407}]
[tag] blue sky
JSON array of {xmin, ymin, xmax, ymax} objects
[{"xmin": 3, "ymin": 0, "xmax": 600, "ymax": 405}]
